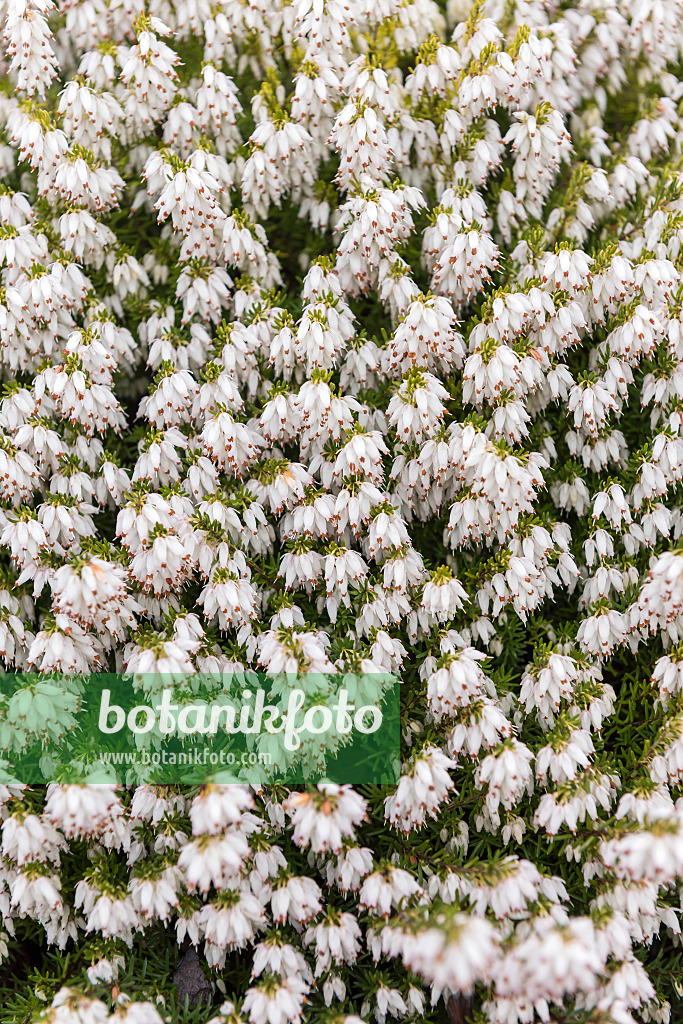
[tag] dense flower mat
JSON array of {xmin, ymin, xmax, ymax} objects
[{"xmin": 1, "ymin": 0, "xmax": 683, "ymax": 1022}]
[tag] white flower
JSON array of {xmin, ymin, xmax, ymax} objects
[
  {"xmin": 304, "ymin": 910, "xmax": 361, "ymax": 975},
  {"xmin": 41, "ymin": 989, "xmax": 109, "ymax": 1024},
  {"xmin": 600, "ymin": 809, "xmax": 683, "ymax": 885},
  {"xmin": 178, "ymin": 833, "xmax": 251, "ymax": 893},
  {"xmin": 252, "ymin": 938, "xmax": 312, "ymax": 982},
  {"xmin": 270, "ymin": 874, "xmax": 322, "ymax": 926},
  {"xmin": 284, "ymin": 785, "xmax": 367, "ymax": 853},
  {"xmin": 475, "ymin": 740, "xmax": 534, "ymax": 819},
  {"xmin": 189, "ymin": 785, "xmax": 254, "ymax": 834},
  {"xmin": 388, "ymin": 369, "xmax": 449, "ymax": 444},
  {"xmin": 359, "ymin": 867, "xmax": 423, "ymax": 917},
  {"xmin": 492, "ymin": 916, "xmax": 606, "ymax": 1009},
  {"xmin": 400, "ymin": 915, "xmax": 499, "ymax": 994},
  {"xmin": 426, "ymin": 646, "xmax": 493, "ymax": 716},
  {"xmin": 536, "ymin": 727, "xmax": 594, "ymax": 784},
  {"xmin": 2, "ymin": 812, "xmax": 64, "ymax": 867},
  {"xmin": 43, "ymin": 784, "xmax": 123, "ymax": 838},
  {"xmin": 200, "ymin": 888, "xmax": 265, "ymax": 951},
  {"xmin": 242, "ymin": 976, "xmax": 309, "ymax": 1024},
  {"xmin": 385, "ymin": 747, "xmax": 455, "ymax": 832},
  {"xmin": 421, "ymin": 568, "xmax": 468, "ymax": 623}
]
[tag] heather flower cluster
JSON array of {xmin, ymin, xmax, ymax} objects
[{"xmin": 1, "ymin": 0, "xmax": 683, "ymax": 1021}]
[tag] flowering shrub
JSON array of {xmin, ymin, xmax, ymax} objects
[{"xmin": 3, "ymin": 0, "xmax": 683, "ymax": 1021}]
